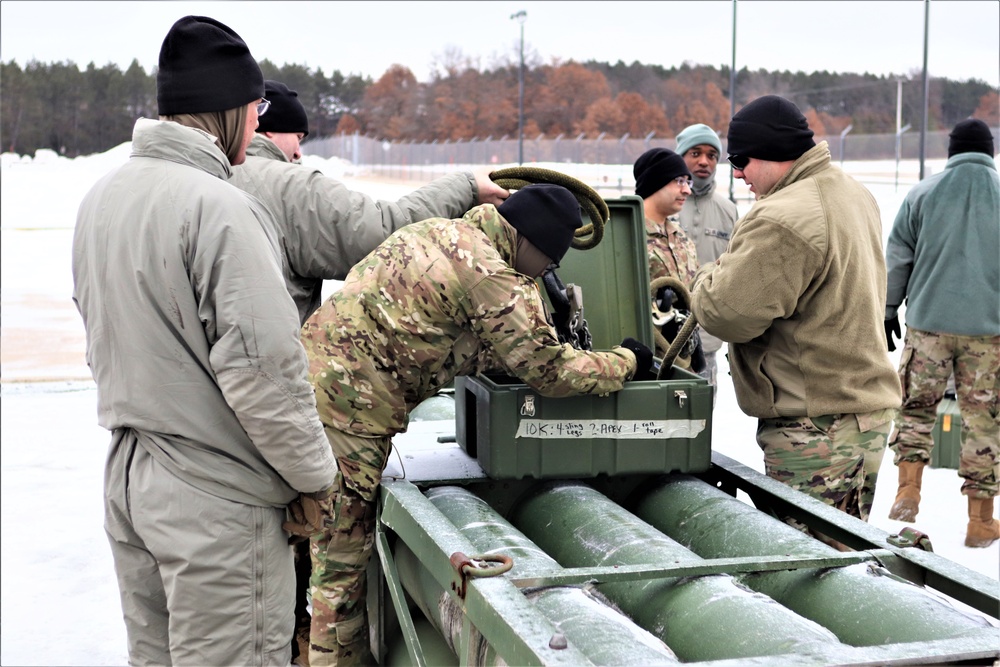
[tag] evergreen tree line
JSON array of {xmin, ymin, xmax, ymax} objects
[{"xmin": 2, "ymin": 55, "xmax": 996, "ymax": 158}]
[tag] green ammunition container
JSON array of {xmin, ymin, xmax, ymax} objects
[
  {"xmin": 454, "ymin": 196, "xmax": 713, "ymax": 479},
  {"xmin": 930, "ymin": 395, "xmax": 962, "ymax": 470}
]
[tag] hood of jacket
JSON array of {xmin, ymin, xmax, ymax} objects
[{"xmin": 130, "ymin": 117, "xmax": 233, "ymax": 180}]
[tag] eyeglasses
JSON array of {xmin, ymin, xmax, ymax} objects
[
  {"xmin": 728, "ymin": 154, "xmax": 750, "ymax": 170},
  {"xmin": 673, "ymin": 176, "xmax": 692, "ymax": 187},
  {"xmin": 256, "ymin": 98, "xmax": 271, "ymax": 116}
]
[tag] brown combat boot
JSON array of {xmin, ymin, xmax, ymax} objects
[
  {"xmin": 292, "ymin": 622, "xmax": 310, "ymax": 667},
  {"xmin": 965, "ymin": 496, "xmax": 1000, "ymax": 548},
  {"xmin": 888, "ymin": 460, "xmax": 925, "ymax": 522}
]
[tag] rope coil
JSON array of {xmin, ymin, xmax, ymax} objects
[
  {"xmin": 490, "ymin": 166, "xmax": 609, "ymax": 250},
  {"xmin": 650, "ymin": 275, "xmax": 699, "ymax": 379}
]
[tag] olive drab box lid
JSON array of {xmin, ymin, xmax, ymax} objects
[{"xmin": 455, "ymin": 196, "xmax": 713, "ymax": 480}]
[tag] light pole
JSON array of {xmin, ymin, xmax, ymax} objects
[
  {"xmin": 511, "ymin": 10, "xmax": 527, "ymax": 165},
  {"xmin": 919, "ymin": 0, "xmax": 929, "ymax": 180},
  {"xmin": 728, "ymin": 0, "xmax": 737, "ymax": 203}
]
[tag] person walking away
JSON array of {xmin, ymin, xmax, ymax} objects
[{"xmin": 883, "ymin": 118, "xmax": 999, "ymax": 548}]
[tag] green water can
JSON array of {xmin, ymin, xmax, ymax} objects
[{"xmin": 929, "ymin": 397, "xmax": 961, "ymax": 470}]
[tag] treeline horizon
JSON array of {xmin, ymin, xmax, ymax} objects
[{"xmin": 1, "ymin": 55, "xmax": 997, "ymax": 158}]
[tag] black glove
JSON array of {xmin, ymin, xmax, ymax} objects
[
  {"xmin": 620, "ymin": 337, "xmax": 654, "ymax": 381},
  {"xmin": 655, "ymin": 287, "xmax": 677, "ymax": 312},
  {"xmin": 688, "ymin": 329, "xmax": 707, "ymax": 376},
  {"xmin": 884, "ymin": 315, "xmax": 901, "ymax": 352}
]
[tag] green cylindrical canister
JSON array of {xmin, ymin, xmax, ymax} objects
[
  {"xmin": 510, "ymin": 480, "xmax": 845, "ymax": 662},
  {"xmin": 630, "ymin": 474, "xmax": 993, "ymax": 646}
]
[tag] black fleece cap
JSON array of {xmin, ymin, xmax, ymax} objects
[
  {"xmin": 498, "ymin": 184, "xmax": 582, "ymax": 265},
  {"xmin": 948, "ymin": 119, "xmax": 994, "ymax": 157},
  {"xmin": 257, "ymin": 80, "xmax": 310, "ymax": 136},
  {"xmin": 727, "ymin": 94, "xmax": 816, "ymax": 162},
  {"xmin": 633, "ymin": 148, "xmax": 692, "ymax": 199},
  {"xmin": 157, "ymin": 15, "xmax": 264, "ymax": 115}
]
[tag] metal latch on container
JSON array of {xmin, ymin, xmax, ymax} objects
[
  {"xmin": 674, "ymin": 390, "xmax": 687, "ymax": 408},
  {"xmin": 449, "ymin": 552, "xmax": 514, "ymax": 599},
  {"xmin": 887, "ymin": 527, "xmax": 934, "ymax": 552}
]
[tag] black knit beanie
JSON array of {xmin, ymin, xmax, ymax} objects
[
  {"xmin": 727, "ymin": 95, "xmax": 816, "ymax": 162},
  {"xmin": 948, "ymin": 119, "xmax": 994, "ymax": 157},
  {"xmin": 497, "ymin": 184, "xmax": 582, "ymax": 265},
  {"xmin": 257, "ymin": 80, "xmax": 310, "ymax": 137},
  {"xmin": 633, "ymin": 148, "xmax": 692, "ymax": 199},
  {"xmin": 157, "ymin": 16, "xmax": 264, "ymax": 115}
]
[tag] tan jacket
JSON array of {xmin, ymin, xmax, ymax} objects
[{"xmin": 691, "ymin": 142, "xmax": 901, "ymax": 418}]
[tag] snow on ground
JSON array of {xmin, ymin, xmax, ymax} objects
[{"xmin": 1, "ymin": 143, "xmax": 996, "ymax": 665}]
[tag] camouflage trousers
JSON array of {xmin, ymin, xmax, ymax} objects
[
  {"xmin": 308, "ymin": 429, "xmax": 391, "ymax": 667},
  {"xmin": 889, "ymin": 327, "xmax": 1000, "ymax": 498},
  {"xmin": 757, "ymin": 409, "xmax": 894, "ymax": 521}
]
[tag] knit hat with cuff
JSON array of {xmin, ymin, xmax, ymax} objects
[
  {"xmin": 257, "ymin": 80, "xmax": 309, "ymax": 136},
  {"xmin": 726, "ymin": 95, "xmax": 815, "ymax": 162},
  {"xmin": 634, "ymin": 148, "xmax": 692, "ymax": 199},
  {"xmin": 948, "ymin": 119, "xmax": 994, "ymax": 157},
  {"xmin": 157, "ymin": 15, "xmax": 264, "ymax": 115},
  {"xmin": 676, "ymin": 123, "xmax": 722, "ymax": 157},
  {"xmin": 497, "ymin": 184, "xmax": 582, "ymax": 265}
]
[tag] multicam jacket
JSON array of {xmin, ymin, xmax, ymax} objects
[
  {"xmin": 646, "ymin": 215, "xmax": 700, "ymax": 286},
  {"xmin": 302, "ymin": 204, "xmax": 637, "ymax": 437},
  {"xmin": 229, "ymin": 134, "xmax": 481, "ymax": 324}
]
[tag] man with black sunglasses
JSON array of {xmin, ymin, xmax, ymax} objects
[{"xmin": 690, "ymin": 95, "xmax": 901, "ymax": 538}]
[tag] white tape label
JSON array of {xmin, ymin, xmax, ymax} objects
[{"xmin": 515, "ymin": 419, "xmax": 706, "ymax": 439}]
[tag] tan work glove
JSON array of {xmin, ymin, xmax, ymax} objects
[{"xmin": 282, "ymin": 485, "xmax": 337, "ymax": 543}]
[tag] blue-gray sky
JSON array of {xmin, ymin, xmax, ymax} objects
[{"xmin": 2, "ymin": 1, "xmax": 998, "ymax": 87}]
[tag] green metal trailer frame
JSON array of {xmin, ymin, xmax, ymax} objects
[{"xmin": 369, "ymin": 431, "xmax": 1000, "ymax": 666}]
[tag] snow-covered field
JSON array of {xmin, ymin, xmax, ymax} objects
[{"xmin": 1, "ymin": 144, "xmax": 996, "ymax": 665}]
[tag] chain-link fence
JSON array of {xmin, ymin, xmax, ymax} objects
[{"xmin": 304, "ymin": 128, "xmax": 997, "ymax": 183}]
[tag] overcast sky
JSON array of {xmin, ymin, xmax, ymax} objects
[{"xmin": 2, "ymin": 1, "xmax": 998, "ymax": 88}]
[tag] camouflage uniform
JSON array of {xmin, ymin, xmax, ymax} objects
[
  {"xmin": 889, "ymin": 328, "xmax": 1000, "ymax": 498},
  {"xmin": 300, "ymin": 203, "xmax": 636, "ymax": 665},
  {"xmin": 646, "ymin": 215, "xmax": 699, "ymax": 285},
  {"xmin": 757, "ymin": 408, "xmax": 895, "ymax": 521}
]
